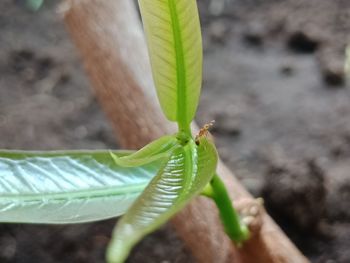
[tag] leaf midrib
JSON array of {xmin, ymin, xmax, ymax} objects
[
  {"xmin": 168, "ymin": 0, "xmax": 187, "ymax": 131},
  {"xmin": 0, "ymin": 183, "xmax": 147, "ymax": 203}
]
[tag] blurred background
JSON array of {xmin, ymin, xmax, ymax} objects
[{"xmin": 0, "ymin": 0, "xmax": 349, "ymax": 262}]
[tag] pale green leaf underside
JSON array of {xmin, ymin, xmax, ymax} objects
[
  {"xmin": 0, "ymin": 150, "xmax": 161, "ymax": 224},
  {"xmin": 139, "ymin": 0, "xmax": 203, "ymax": 126},
  {"xmin": 107, "ymin": 137, "xmax": 218, "ymax": 263}
]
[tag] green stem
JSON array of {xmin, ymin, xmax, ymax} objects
[
  {"xmin": 177, "ymin": 123, "xmax": 192, "ymax": 137},
  {"xmin": 204, "ymin": 174, "xmax": 249, "ymax": 244}
]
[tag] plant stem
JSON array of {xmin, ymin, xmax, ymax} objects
[
  {"xmin": 177, "ymin": 123, "xmax": 192, "ymax": 138},
  {"xmin": 204, "ymin": 174, "xmax": 250, "ymax": 244},
  {"xmin": 176, "ymin": 125, "xmax": 193, "ymax": 146}
]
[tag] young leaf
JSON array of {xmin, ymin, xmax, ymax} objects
[
  {"xmin": 0, "ymin": 150, "xmax": 161, "ymax": 224},
  {"xmin": 110, "ymin": 135, "xmax": 178, "ymax": 167},
  {"xmin": 107, "ymin": 137, "xmax": 218, "ymax": 263},
  {"xmin": 138, "ymin": 0, "xmax": 203, "ymax": 130}
]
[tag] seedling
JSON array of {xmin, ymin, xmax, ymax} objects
[{"xmin": 0, "ymin": 1, "xmax": 249, "ymax": 262}]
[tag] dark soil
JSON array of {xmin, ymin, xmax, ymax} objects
[{"xmin": 0, "ymin": 0, "xmax": 349, "ymax": 262}]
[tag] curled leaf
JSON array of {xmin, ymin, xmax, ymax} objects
[
  {"xmin": 110, "ymin": 135, "xmax": 178, "ymax": 167},
  {"xmin": 107, "ymin": 137, "xmax": 218, "ymax": 263}
]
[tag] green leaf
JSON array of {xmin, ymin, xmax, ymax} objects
[
  {"xmin": 138, "ymin": 0, "xmax": 203, "ymax": 129},
  {"xmin": 110, "ymin": 135, "xmax": 178, "ymax": 167},
  {"xmin": 0, "ymin": 150, "xmax": 161, "ymax": 224},
  {"xmin": 107, "ymin": 137, "xmax": 218, "ymax": 263}
]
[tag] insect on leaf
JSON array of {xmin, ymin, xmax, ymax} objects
[
  {"xmin": 107, "ymin": 137, "xmax": 218, "ymax": 263},
  {"xmin": 0, "ymin": 150, "xmax": 161, "ymax": 224},
  {"xmin": 110, "ymin": 135, "xmax": 178, "ymax": 167},
  {"xmin": 139, "ymin": 0, "xmax": 203, "ymax": 128}
]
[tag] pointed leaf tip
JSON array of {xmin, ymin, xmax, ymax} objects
[{"xmin": 110, "ymin": 135, "xmax": 178, "ymax": 167}]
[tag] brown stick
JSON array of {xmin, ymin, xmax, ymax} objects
[{"xmin": 62, "ymin": 0, "xmax": 309, "ymax": 262}]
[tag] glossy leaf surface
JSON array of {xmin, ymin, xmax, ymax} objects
[
  {"xmin": 0, "ymin": 150, "xmax": 161, "ymax": 224},
  {"xmin": 111, "ymin": 135, "xmax": 178, "ymax": 167},
  {"xmin": 107, "ymin": 137, "xmax": 218, "ymax": 263},
  {"xmin": 139, "ymin": 0, "xmax": 203, "ymax": 127}
]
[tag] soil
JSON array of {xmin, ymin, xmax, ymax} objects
[{"xmin": 0, "ymin": 0, "xmax": 349, "ymax": 262}]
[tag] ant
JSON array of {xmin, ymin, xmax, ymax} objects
[{"xmin": 195, "ymin": 120, "xmax": 215, "ymax": 145}]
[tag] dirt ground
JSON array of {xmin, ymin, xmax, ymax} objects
[{"xmin": 0, "ymin": 0, "xmax": 349, "ymax": 262}]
